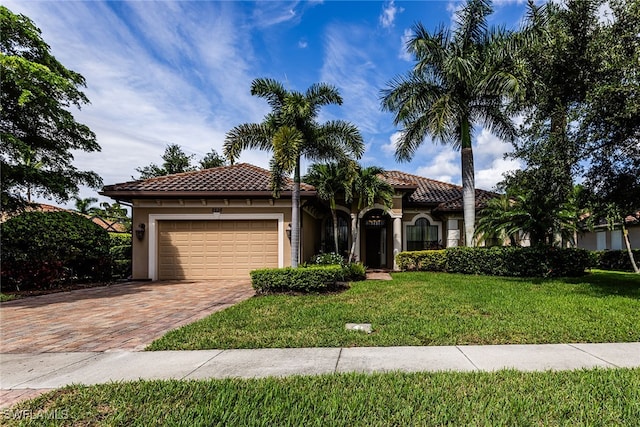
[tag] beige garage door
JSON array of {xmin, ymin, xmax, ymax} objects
[{"xmin": 157, "ymin": 220, "xmax": 278, "ymax": 280}]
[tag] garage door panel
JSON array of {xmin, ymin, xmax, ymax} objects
[{"xmin": 158, "ymin": 220, "xmax": 279, "ymax": 280}]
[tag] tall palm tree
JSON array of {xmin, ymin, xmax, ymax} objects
[
  {"xmin": 348, "ymin": 166, "xmax": 394, "ymax": 262},
  {"xmin": 381, "ymin": 0, "xmax": 523, "ymax": 247},
  {"xmin": 303, "ymin": 161, "xmax": 357, "ymax": 255},
  {"xmin": 224, "ymin": 78, "xmax": 364, "ymax": 267}
]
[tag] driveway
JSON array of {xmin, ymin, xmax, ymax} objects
[{"xmin": 0, "ymin": 280, "xmax": 254, "ymax": 353}]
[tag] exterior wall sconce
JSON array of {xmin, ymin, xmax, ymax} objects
[
  {"xmin": 135, "ymin": 223, "xmax": 146, "ymax": 240},
  {"xmin": 286, "ymin": 223, "xmax": 292, "ymax": 241}
]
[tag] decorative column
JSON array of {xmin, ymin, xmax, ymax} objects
[
  {"xmin": 447, "ymin": 219, "xmax": 460, "ymax": 248},
  {"xmin": 392, "ymin": 215, "xmax": 402, "ymax": 271}
]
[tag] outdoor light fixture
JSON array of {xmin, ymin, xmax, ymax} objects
[
  {"xmin": 135, "ymin": 223, "xmax": 146, "ymax": 240},
  {"xmin": 286, "ymin": 223, "xmax": 292, "ymax": 241}
]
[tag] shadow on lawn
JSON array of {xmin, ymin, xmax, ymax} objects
[{"xmin": 547, "ymin": 271, "xmax": 640, "ymax": 299}]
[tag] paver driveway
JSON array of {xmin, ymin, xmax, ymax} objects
[{"xmin": 0, "ymin": 280, "xmax": 254, "ymax": 353}]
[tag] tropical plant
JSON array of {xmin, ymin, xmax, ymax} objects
[
  {"xmin": 303, "ymin": 161, "xmax": 356, "ymax": 254},
  {"xmin": 1, "ymin": 6, "xmax": 102, "ymax": 213},
  {"xmin": 224, "ymin": 78, "xmax": 364, "ymax": 267},
  {"xmin": 199, "ymin": 149, "xmax": 226, "ymax": 169},
  {"xmin": 380, "ymin": 0, "xmax": 523, "ymax": 247},
  {"xmin": 135, "ymin": 144, "xmax": 197, "ymax": 179},
  {"xmin": 73, "ymin": 196, "xmax": 98, "ymax": 215},
  {"xmin": 475, "ymin": 186, "xmax": 583, "ymax": 247},
  {"xmin": 348, "ymin": 166, "xmax": 394, "ymax": 262}
]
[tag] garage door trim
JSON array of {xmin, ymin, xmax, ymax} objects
[{"xmin": 148, "ymin": 213, "xmax": 284, "ymax": 281}]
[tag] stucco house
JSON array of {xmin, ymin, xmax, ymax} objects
[
  {"xmin": 577, "ymin": 211, "xmax": 640, "ymax": 251},
  {"xmin": 100, "ymin": 163, "xmax": 496, "ymax": 280}
]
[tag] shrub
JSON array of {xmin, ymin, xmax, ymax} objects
[
  {"xmin": 343, "ymin": 262, "xmax": 366, "ymax": 281},
  {"xmin": 396, "ymin": 250, "xmax": 447, "ymax": 272},
  {"xmin": 1, "ymin": 211, "xmax": 112, "ymax": 290},
  {"xmin": 307, "ymin": 252, "xmax": 345, "ymax": 266},
  {"xmin": 251, "ymin": 265, "xmax": 345, "ymax": 294},
  {"xmin": 593, "ymin": 250, "xmax": 640, "ymax": 272},
  {"xmin": 396, "ymin": 246, "xmax": 591, "ymax": 278},
  {"xmin": 109, "ymin": 233, "xmax": 132, "ymax": 279}
]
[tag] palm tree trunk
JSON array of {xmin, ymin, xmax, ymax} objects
[
  {"xmin": 291, "ymin": 161, "xmax": 301, "ymax": 268},
  {"xmin": 349, "ymin": 210, "xmax": 358, "ymax": 262},
  {"xmin": 331, "ymin": 208, "xmax": 339, "ymax": 254},
  {"xmin": 461, "ymin": 120, "xmax": 475, "ymax": 247},
  {"xmin": 622, "ymin": 224, "xmax": 639, "ymax": 274}
]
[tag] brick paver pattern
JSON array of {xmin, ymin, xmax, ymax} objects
[{"xmin": 0, "ymin": 280, "xmax": 254, "ymax": 353}]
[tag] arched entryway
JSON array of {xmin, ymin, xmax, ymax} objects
[{"xmin": 362, "ymin": 209, "xmax": 391, "ymax": 269}]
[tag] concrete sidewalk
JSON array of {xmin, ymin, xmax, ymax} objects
[{"xmin": 3, "ymin": 342, "xmax": 639, "ymax": 392}]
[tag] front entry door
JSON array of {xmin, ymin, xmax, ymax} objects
[{"xmin": 364, "ymin": 212, "xmax": 387, "ymax": 269}]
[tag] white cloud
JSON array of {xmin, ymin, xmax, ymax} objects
[
  {"xmin": 475, "ymin": 128, "xmax": 513, "ymax": 158},
  {"xmin": 415, "ymin": 148, "xmax": 459, "ymax": 184},
  {"xmin": 320, "ymin": 23, "xmax": 387, "ymax": 134},
  {"xmin": 298, "ymin": 39, "xmax": 308, "ymax": 48},
  {"xmin": 381, "ymin": 132, "xmax": 403, "ymax": 155},
  {"xmin": 399, "ymin": 28, "xmax": 413, "ymax": 61},
  {"xmin": 380, "ymin": 0, "xmax": 403, "ymax": 29},
  {"xmin": 251, "ymin": 1, "xmax": 300, "ymax": 28},
  {"xmin": 476, "ymin": 158, "xmax": 523, "ymax": 191}
]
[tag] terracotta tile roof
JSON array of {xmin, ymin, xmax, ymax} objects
[
  {"xmin": 101, "ymin": 163, "xmax": 315, "ymax": 199},
  {"xmin": 382, "ymin": 170, "xmax": 497, "ymax": 211}
]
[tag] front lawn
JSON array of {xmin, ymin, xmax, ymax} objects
[
  {"xmin": 148, "ymin": 270, "xmax": 640, "ymax": 350},
  {"xmin": 5, "ymin": 368, "xmax": 639, "ymax": 426}
]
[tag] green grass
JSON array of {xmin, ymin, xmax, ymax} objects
[
  {"xmin": 5, "ymin": 368, "xmax": 640, "ymax": 426},
  {"xmin": 148, "ymin": 270, "xmax": 640, "ymax": 350},
  {"xmin": 0, "ymin": 293, "xmax": 16, "ymax": 302}
]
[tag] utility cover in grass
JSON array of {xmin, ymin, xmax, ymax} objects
[{"xmin": 346, "ymin": 323, "xmax": 372, "ymax": 334}]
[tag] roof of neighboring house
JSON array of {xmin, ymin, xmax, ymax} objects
[
  {"xmin": 382, "ymin": 170, "xmax": 497, "ymax": 211},
  {"xmin": 100, "ymin": 163, "xmax": 316, "ymax": 200}
]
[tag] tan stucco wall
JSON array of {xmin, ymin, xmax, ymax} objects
[
  {"xmin": 578, "ymin": 226, "xmax": 640, "ymax": 251},
  {"xmin": 130, "ymin": 199, "xmax": 296, "ymax": 280}
]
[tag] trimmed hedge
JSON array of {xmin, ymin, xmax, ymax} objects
[
  {"xmin": 592, "ymin": 250, "xmax": 640, "ymax": 272},
  {"xmin": 251, "ymin": 265, "xmax": 346, "ymax": 294},
  {"xmin": 1, "ymin": 211, "xmax": 111, "ymax": 290},
  {"xmin": 396, "ymin": 247, "xmax": 592, "ymax": 278}
]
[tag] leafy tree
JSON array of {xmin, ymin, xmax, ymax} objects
[
  {"xmin": 73, "ymin": 196, "xmax": 98, "ymax": 215},
  {"xmin": 303, "ymin": 161, "xmax": 356, "ymax": 255},
  {"xmin": 199, "ymin": 149, "xmax": 226, "ymax": 169},
  {"xmin": 508, "ymin": 0, "xmax": 601, "ymax": 220},
  {"xmin": 348, "ymin": 166, "xmax": 394, "ymax": 262},
  {"xmin": 224, "ymin": 78, "xmax": 364, "ymax": 267},
  {"xmin": 1, "ymin": 6, "xmax": 102, "ymax": 213},
  {"xmin": 135, "ymin": 144, "xmax": 197, "ymax": 179},
  {"xmin": 381, "ymin": 0, "xmax": 522, "ymax": 247}
]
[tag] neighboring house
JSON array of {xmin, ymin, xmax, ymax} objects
[
  {"xmin": 577, "ymin": 212, "xmax": 640, "ymax": 251},
  {"xmin": 100, "ymin": 163, "xmax": 497, "ymax": 280}
]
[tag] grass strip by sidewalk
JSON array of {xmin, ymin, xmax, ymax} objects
[
  {"xmin": 5, "ymin": 368, "xmax": 639, "ymax": 426},
  {"xmin": 148, "ymin": 271, "xmax": 640, "ymax": 350}
]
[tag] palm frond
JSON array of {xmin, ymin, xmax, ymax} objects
[
  {"xmin": 250, "ymin": 78, "xmax": 287, "ymax": 111},
  {"xmin": 223, "ymin": 123, "xmax": 274, "ymax": 163},
  {"xmin": 272, "ymin": 126, "xmax": 303, "ymax": 174}
]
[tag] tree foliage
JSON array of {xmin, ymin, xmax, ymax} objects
[
  {"xmin": 0, "ymin": 6, "xmax": 102, "ymax": 213},
  {"xmin": 135, "ymin": 144, "xmax": 226, "ymax": 179},
  {"xmin": 381, "ymin": 0, "xmax": 523, "ymax": 247},
  {"xmin": 224, "ymin": 78, "xmax": 364, "ymax": 267}
]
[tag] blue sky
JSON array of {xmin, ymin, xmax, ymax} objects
[{"xmin": 5, "ymin": 0, "xmax": 538, "ymax": 208}]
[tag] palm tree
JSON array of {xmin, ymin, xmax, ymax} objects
[
  {"xmin": 224, "ymin": 78, "xmax": 364, "ymax": 267},
  {"xmin": 73, "ymin": 196, "xmax": 98, "ymax": 215},
  {"xmin": 303, "ymin": 161, "xmax": 357, "ymax": 255},
  {"xmin": 381, "ymin": 0, "xmax": 522, "ymax": 247},
  {"xmin": 348, "ymin": 166, "xmax": 394, "ymax": 262}
]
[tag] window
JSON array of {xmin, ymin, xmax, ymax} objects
[
  {"xmin": 324, "ymin": 213, "xmax": 350, "ymax": 256},
  {"xmin": 407, "ymin": 218, "xmax": 439, "ymax": 251}
]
